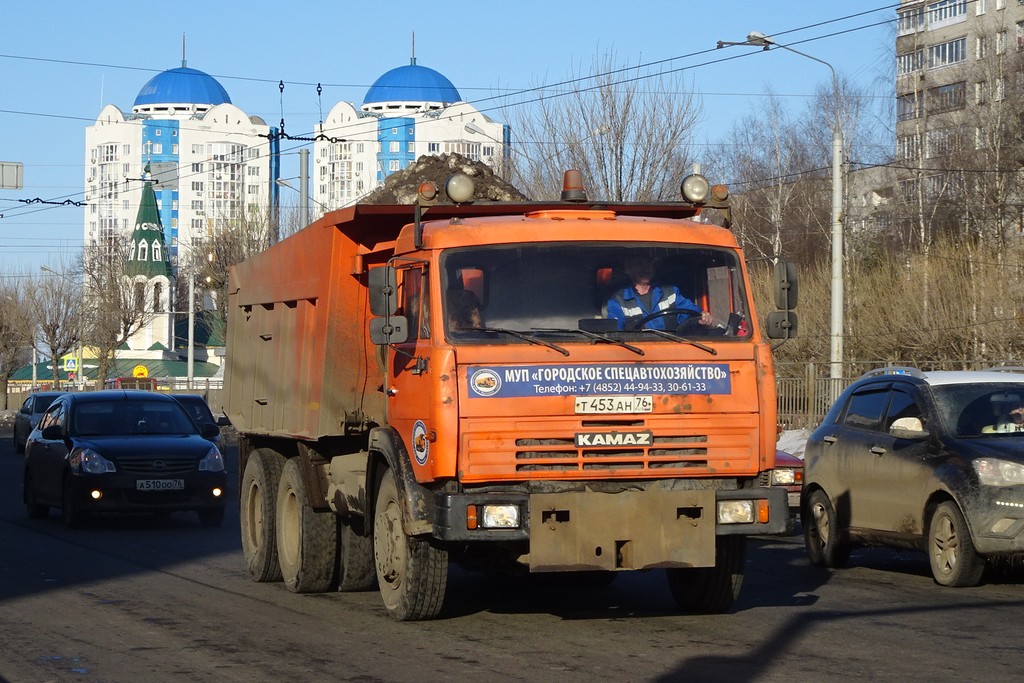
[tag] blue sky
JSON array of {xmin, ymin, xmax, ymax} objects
[{"xmin": 0, "ymin": 1, "xmax": 897, "ymax": 277}]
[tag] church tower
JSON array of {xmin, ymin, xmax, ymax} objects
[{"xmin": 124, "ymin": 168, "xmax": 173, "ymax": 353}]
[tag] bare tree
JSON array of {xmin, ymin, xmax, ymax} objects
[
  {"xmin": 0, "ymin": 277, "xmax": 33, "ymax": 408},
  {"xmin": 27, "ymin": 267, "xmax": 82, "ymax": 386},
  {"xmin": 508, "ymin": 51, "xmax": 702, "ymax": 201}
]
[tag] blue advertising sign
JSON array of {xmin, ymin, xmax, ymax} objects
[{"xmin": 466, "ymin": 363, "xmax": 732, "ymax": 398}]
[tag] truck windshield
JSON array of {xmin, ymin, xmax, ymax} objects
[{"xmin": 441, "ymin": 243, "xmax": 752, "ymax": 342}]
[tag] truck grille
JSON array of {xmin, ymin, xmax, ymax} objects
[{"xmin": 515, "ymin": 434, "xmax": 708, "ymax": 472}]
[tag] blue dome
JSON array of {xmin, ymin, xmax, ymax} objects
[
  {"xmin": 363, "ymin": 63, "xmax": 461, "ymax": 106},
  {"xmin": 134, "ymin": 67, "xmax": 231, "ymax": 107}
]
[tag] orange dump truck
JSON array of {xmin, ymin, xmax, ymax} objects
[{"xmin": 224, "ymin": 172, "xmax": 797, "ymax": 620}]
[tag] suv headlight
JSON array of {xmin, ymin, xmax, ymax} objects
[
  {"xmin": 74, "ymin": 448, "xmax": 117, "ymax": 474},
  {"xmin": 199, "ymin": 445, "xmax": 225, "ymax": 472},
  {"xmin": 974, "ymin": 458, "xmax": 1024, "ymax": 486}
]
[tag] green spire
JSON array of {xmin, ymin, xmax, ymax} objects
[{"xmin": 126, "ymin": 170, "xmax": 171, "ymax": 279}]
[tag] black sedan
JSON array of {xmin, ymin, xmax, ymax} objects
[
  {"xmin": 23, "ymin": 390, "xmax": 227, "ymax": 527},
  {"xmin": 803, "ymin": 367, "xmax": 1024, "ymax": 587}
]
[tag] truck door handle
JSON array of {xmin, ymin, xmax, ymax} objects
[
  {"xmin": 823, "ymin": 435, "xmax": 837, "ymax": 444},
  {"xmin": 870, "ymin": 446, "xmax": 886, "ymax": 456}
]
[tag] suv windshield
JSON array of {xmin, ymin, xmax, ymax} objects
[
  {"xmin": 439, "ymin": 243, "xmax": 751, "ymax": 343},
  {"xmin": 931, "ymin": 383, "xmax": 1024, "ymax": 437}
]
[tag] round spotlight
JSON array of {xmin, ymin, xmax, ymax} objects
[
  {"xmin": 417, "ymin": 181, "xmax": 438, "ymax": 202},
  {"xmin": 681, "ymin": 174, "xmax": 711, "ymax": 204},
  {"xmin": 445, "ymin": 174, "xmax": 475, "ymax": 203},
  {"xmin": 711, "ymin": 184, "xmax": 730, "ymax": 201}
]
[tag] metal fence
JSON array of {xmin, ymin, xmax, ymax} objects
[{"xmin": 775, "ymin": 359, "xmax": 1024, "ymax": 429}]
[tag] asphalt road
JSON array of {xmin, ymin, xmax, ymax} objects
[{"xmin": 3, "ymin": 428, "xmax": 1024, "ymax": 682}]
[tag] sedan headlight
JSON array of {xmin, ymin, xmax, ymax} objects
[
  {"xmin": 74, "ymin": 448, "xmax": 116, "ymax": 474},
  {"xmin": 974, "ymin": 458, "xmax": 1024, "ymax": 486},
  {"xmin": 199, "ymin": 445, "xmax": 225, "ymax": 472}
]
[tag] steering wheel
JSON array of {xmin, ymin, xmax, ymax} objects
[{"xmin": 628, "ymin": 307, "xmax": 702, "ymax": 331}]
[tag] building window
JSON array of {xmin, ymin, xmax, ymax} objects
[
  {"xmin": 898, "ymin": 6, "xmax": 924, "ymax": 33},
  {"xmin": 483, "ymin": 145, "xmax": 495, "ymax": 157},
  {"xmin": 898, "ymin": 49, "xmax": 924, "ymax": 75},
  {"xmin": 155, "ymin": 129, "xmax": 162, "ymax": 136},
  {"xmin": 1017, "ymin": 21, "xmax": 1024, "ymax": 49},
  {"xmin": 928, "ymin": 37, "xmax": 966, "ymax": 69},
  {"xmin": 138, "ymin": 240, "xmax": 149, "ymax": 261},
  {"xmin": 391, "ymin": 128, "xmax": 398, "ymax": 134},
  {"xmin": 926, "ymin": 128, "xmax": 958, "ymax": 158},
  {"xmin": 134, "ymin": 282, "xmax": 145, "ymax": 312},
  {"xmin": 192, "ymin": 144, "xmax": 204, "ymax": 154},
  {"xmin": 977, "ymin": 36, "xmax": 989, "ymax": 59},
  {"xmin": 153, "ymin": 283, "xmax": 164, "ymax": 312},
  {"xmin": 407, "ymin": 142, "xmax": 414, "ymax": 153},
  {"xmin": 172, "ymin": 144, "xmax": 179, "ymax": 155},
  {"xmin": 977, "ymin": 0, "xmax": 987, "ymax": 14},
  {"xmin": 428, "ymin": 142, "xmax": 440, "ymax": 153},
  {"xmin": 896, "ymin": 133, "xmax": 920, "ymax": 160},
  {"xmin": 389, "ymin": 141, "xmax": 400, "ymax": 153},
  {"xmin": 122, "ymin": 144, "xmax": 131, "ymax": 156},
  {"xmin": 975, "ymin": 81, "xmax": 988, "ymax": 104},
  {"xmin": 975, "ymin": 126, "xmax": 987, "ymax": 149},
  {"xmin": 926, "ymin": 0, "xmax": 967, "ymax": 26},
  {"xmin": 997, "ymin": 0, "xmax": 1005, "ymax": 9},
  {"xmin": 995, "ymin": 76, "xmax": 1006, "ymax": 100},
  {"xmin": 389, "ymin": 160, "xmax": 400, "ymax": 171},
  {"xmin": 152, "ymin": 240, "xmax": 161, "ymax": 261},
  {"xmin": 928, "ymin": 81, "xmax": 966, "ymax": 113},
  {"xmin": 153, "ymin": 143, "xmax": 163, "ymax": 154},
  {"xmin": 997, "ymin": 31, "xmax": 1007, "ymax": 54}
]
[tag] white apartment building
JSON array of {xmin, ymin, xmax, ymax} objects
[
  {"xmin": 84, "ymin": 61, "xmax": 277, "ymax": 270},
  {"xmin": 313, "ymin": 59, "xmax": 509, "ymax": 210}
]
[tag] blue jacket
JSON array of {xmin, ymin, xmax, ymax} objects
[{"xmin": 607, "ymin": 285, "xmax": 700, "ymax": 330}]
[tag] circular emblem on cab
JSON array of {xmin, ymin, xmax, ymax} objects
[
  {"xmin": 412, "ymin": 420, "xmax": 429, "ymax": 465},
  {"xmin": 469, "ymin": 369, "xmax": 501, "ymax": 397}
]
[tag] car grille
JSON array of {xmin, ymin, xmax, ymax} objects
[{"xmin": 117, "ymin": 456, "xmax": 197, "ymax": 475}]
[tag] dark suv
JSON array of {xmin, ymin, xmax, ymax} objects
[{"xmin": 803, "ymin": 367, "xmax": 1024, "ymax": 587}]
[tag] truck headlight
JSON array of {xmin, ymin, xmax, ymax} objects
[
  {"xmin": 481, "ymin": 504, "xmax": 520, "ymax": 529},
  {"xmin": 771, "ymin": 468, "xmax": 798, "ymax": 486},
  {"xmin": 718, "ymin": 500, "xmax": 755, "ymax": 524}
]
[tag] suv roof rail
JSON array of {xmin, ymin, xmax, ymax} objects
[
  {"xmin": 982, "ymin": 366, "xmax": 1024, "ymax": 373},
  {"xmin": 859, "ymin": 366, "xmax": 928, "ymax": 380}
]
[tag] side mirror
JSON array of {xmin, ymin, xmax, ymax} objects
[
  {"xmin": 41, "ymin": 424, "xmax": 63, "ymax": 440},
  {"xmin": 20, "ymin": 405, "xmax": 30, "ymax": 414},
  {"xmin": 216, "ymin": 415, "xmax": 231, "ymax": 427},
  {"xmin": 368, "ymin": 266, "xmax": 397, "ymax": 316},
  {"xmin": 765, "ymin": 310, "xmax": 798, "ymax": 340},
  {"xmin": 774, "ymin": 261, "xmax": 798, "ymax": 311},
  {"xmin": 370, "ymin": 316, "xmax": 409, "ymax": 345},
  {"xmin": 890, "ymin": 416, "xmax": 928, "ymax": 439},
  {"xmin": 200, "ymin": 422, "xmax": 221, "ymax": 439}
]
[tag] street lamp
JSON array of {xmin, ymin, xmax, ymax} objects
[{"xmin": 718, "ymin": 31, "xmax": 845, "ymax": 386}]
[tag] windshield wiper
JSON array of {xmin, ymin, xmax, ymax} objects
[
  {"xmin": 639, "ymin": 328, "xmax": 717, "ymax": 355},
  {"xmin": 533, "ymin": 328, "xmax": 644, "ymax": 356},
  {"xmin": 471, "ymin": 327, "xmax": 570, "ymax": 356}
]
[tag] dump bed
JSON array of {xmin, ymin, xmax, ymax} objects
[{"xmin": 224, "ymin": 206, "xmax": 413, "ymax": 439}]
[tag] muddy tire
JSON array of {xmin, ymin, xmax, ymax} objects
[
  {"xmin": 24, "ymin": 472, "xmax": 48, "ymax": 519},
  {"xmin": 276, "ymin": 458, "xmax": 338, "ymax": 593},
  {"xmin": 373, "ymin": 468, "xmax": 447, "ymax": 620},
  {"xmin": 240, "ymin": 449, "xmax": 285, "ymax": 582},
  {"xmin": 805, "ymin": 489, "xmax": 850, "ymax": 568},
  {"xmin": 667, "ymin": 536, "xmax": 745, "ymax": 613},
  {"xmin": 338, "ymin": 518, "xmax": 376, "ymax": 592},
  {"xmin": 929, "ymin": 500, "xmax": 986, "ymax": 587}
]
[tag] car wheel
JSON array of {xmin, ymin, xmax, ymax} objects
[
  {"xmin": 198, "ymin": 506, "xmax": 225, "ymax": 528},
  {"xmin": 804, "ymin": 489, "xmax": 850, "ymax": 568},
  {"xmin": 667, "ymin": 536, "xmax": 745, "ymax": 613},
  {"xmin": 374, "ymin": 467, "xmax": 448, "ymax": 621},
  {"xmin": 24, "ymin": 472, "xmax": 49, "ymax": 519},
  {"xmin": 338, "ymin": 518, "xmax": 377, "ymax": 592},
  {"xmin": 240, "ymin": 449, "xmax": 285, "ymax": 582},
  {"xmin": 929, "ymin": 501, "xmax": 986, "ymax": 587},
  {"xmin": 61, "ymin": 477, "xmax": 88, "ymax": 528},
  {"xmin": 276, "ymin": 457, "xmax": 338, "ymax": 593}
]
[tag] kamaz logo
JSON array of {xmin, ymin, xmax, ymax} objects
[{"xmin": 575, "ymin": 431, "xmax": 653, "ymax": 447}]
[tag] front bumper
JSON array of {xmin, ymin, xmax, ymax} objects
[
  {"xmin": 67, "ymin": 471, "xmax": 227, "ymax": 514},
  {"xmin": 434, "ymin": 484, "xmax": 786, "ymax": 571}
]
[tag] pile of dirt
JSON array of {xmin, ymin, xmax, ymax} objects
[{"xmin": 360, "ymin": 152, "xmax": 528, "ymax": 205}]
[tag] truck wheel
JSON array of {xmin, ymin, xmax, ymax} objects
[
  {"xmin": 276, "ymin": 458, "xmax": 338, "ymax": 593},
  {"xmin": 929, "ymin": 501, "xmax": 986, "ymax": 587},
  {"xmin": 666, "ymin": 536, "xmax": 745, "ymax": 614},
  {"xmin": 338, "ymin": 519, "xmax": 377, "ymax": 592},
  {"xmin": 804, "ymin": 489, "xmax": 851, "ymax": 568},
  {"xmin": 240, "ymin": 449, "xmax": 285, "ymax": 582},
  {"xmin": 373, "ymin": 467, "xmax": 448, "ymax": 620}
]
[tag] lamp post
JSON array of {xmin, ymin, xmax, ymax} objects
[{"xmin": 718, "ymin": 32, "xmax": 845, "ymax": 387}]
